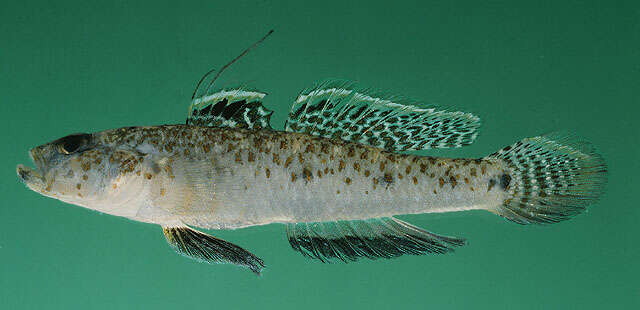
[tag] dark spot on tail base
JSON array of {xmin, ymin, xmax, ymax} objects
[{"xmin": 500, "ymin": 174, "xmax": 512, "ymax": 190}]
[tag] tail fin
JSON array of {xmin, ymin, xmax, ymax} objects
[{"xmin": 487, "ymin": 133, "xmax": 607, "ymax": 224}]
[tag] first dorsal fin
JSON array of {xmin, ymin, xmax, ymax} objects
[
  {"xmin": 187, "ymin": 88, "xmax": 273, "ymax": 129},
  {"xmin": 285, "ymin": 81, "xmax": 481, "ymax": 151},
  {"xmin": 162, "ymin": 225, "xmax": 265, "ymax": 275},
  {"xmin": 286, "ymin": 217, "xmax": 465, "ymax": 263}
]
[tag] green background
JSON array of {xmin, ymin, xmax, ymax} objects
[{"xmin": 2, "ymin": 1, "xmax": 638, "ymax": 309}]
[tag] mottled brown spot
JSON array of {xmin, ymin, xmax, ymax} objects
[
  {"xmin": 303, "ymin": 168, "xmax": 312, "ymax": 181},
  {"xmin": 405, "ymin": 166, "xmax": 412, "ymax": 175},
  {"xmin": 284, "ymin": 156, "xmax": 293, "ymax": 168},
  {"xmin": 398, "ymin": 173, "xmax": 403, "ymax": 179},
  {"xmin": 384, "ymin": 173, "xmax": 393, "ymax": 184},
  {"xmin": 81, "ymin": 162, "xmax": 91, "ymax": 172},
  {"xmin": 320, "ymin": 143, "xmax": 329, "ymax": 154},
  {"xmin": 380, "ymin": 161, "xmax": 386, "ymax": 172},
  {"xmin": 433, "ymin": 188, "xmax": 437, "ymax": 194},
  {"xmin": 160, "ymin": 188, "xmax": 166, "ymax": 196},
  {"xmin": 337, "ymin": 190, "xmax": 341, "ymax": 194},
  {"xmin": 464, "ymin": 177, "xmax": 470, "ymax": 184},
  {"xmin": 265, "ymin": 168, "xmax": 271, "ymax": 178},
  {"xmin": 347, "ymin": 147, "xmax": 355, "ymax": 158},
  {"xmin": 291, "ymin": 172, "xmax": 297, "ymax": 182},
  {"xmin": 305, "ymin": 144, "xmax": 315, "ymax": 153},
  {"xmin": 272, "ymin": 154, "xmax": 280, "ymax": 165},
  {"xmin": 184, "ymin": 148, "xmax": 190, "ymax": 156},
  {"xmin": 364, "ymin": 170, "xmax": 371, "ymax": 177},
  {"xmin": 481, "ymin": 166, "xmax": 487, "ymax": 175},
  {"xmin": 449, "ymin": 175, "xmax": 458, "ymax": 189},
  {"xmin": 339, "ymin": 160, "xmax": 345, "ymax": 172},
  {"xmin": 439, "ymin": 177, "xmax": 445, "ymax": 188},
  {"xmin": 353, "ymin": 162, "xmax": 360, "ymax": 172},
  {"xmin": 420, "ymin": 163, "xmax": 427, "ymax": 173},
  {"xmin": 248, "ymin": 152, "xmax": 255, "ymax": 162},
  {"xmin": 280, "ymin": 140, "xmax": 287, "ymax": 150},
  {"xmin": 317, "ymin": 170, "xmax": 323, "ymax": 178},
  {"xmin": 235, "ymin": 152, "xmax": 242, "ymax": 163},
  {"xmin": 298, "ymin": 153, "xmax": 305, "ymax": 164},
  {"xmin": 82, "ymin": 175, "xmax": 88, "ymax": 181},
  {"xmin": 345, "ymin": 177, "xmax": 352, "ymax": 185},
  {"xmin": 488, "ymin": 179, "xmax": 496, "ymax": 191},
  {"xmin": 324, "ymin": 167, "xmax": 329, "ymax": 175},
  {"xmin": 76, "ymin": 183, "xmax": 81, "ymax": 190},
  {"xmin": 373, "ymin": 178, "xmax": 379, "ymax": 185},
  {"xmin": 203, "ymin": 144, "xmax": 210, "ymax": 153},
  {"xmin": 470, "ymin": 168, "xmax": 477, "ymax": 177},
  {"xmin": 330, "ymin": 169, "xmax": 335, "ymax": 175},
  {"xmin": 145, "ymin": 173, "xmax": 152, "ymax": 180}
]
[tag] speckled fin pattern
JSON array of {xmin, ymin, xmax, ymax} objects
[
  {"xmin": 285, "ymin": 81, "xmax": 481, "ymax": 151},
  {"xmin": 163, "ymin": 226, "xmax": 265, "ymax": 275},
  {"xmin": 286, "ymin": 217, "xmax": 465, "ymax": 263},
  {"xmin": 487, "ymin": 133, "xmax": 607, "ymax": 224},
  {"xmin": 187, "ymin": 89, "xmax": 273, "ymax": 129}
]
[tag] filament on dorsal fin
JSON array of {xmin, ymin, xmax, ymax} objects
[{"xmin": 191, "ymin": 30, "xmax": 274, "ymax": 104}]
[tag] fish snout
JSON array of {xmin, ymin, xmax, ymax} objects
[
  {"xmin": 17, "ymin": 164, "xmax": 31, "ymax": 182},
  {"xmin": 17, "ymin": 164, "xmax": 46, "ymax": 192}
]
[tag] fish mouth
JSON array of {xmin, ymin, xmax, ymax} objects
[{"xmin": 17, "ymin": 149, "xmax": 46, "ymax": 190}]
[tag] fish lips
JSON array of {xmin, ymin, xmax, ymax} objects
[{"xmin": 17, "ymin": 148, "xmax": 47, "ymax": 190}]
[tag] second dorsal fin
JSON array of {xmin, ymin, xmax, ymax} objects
[
  {"xmin": 285, "ymin": 81, "xmax": 481, "ymax": 151},
  {"xmin": 187, "ymin": 88, "xmax": 273, "ymax": 129}
]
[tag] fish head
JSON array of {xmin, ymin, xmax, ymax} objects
[{"xmin": 17, "ymin": 132, "xmax": 146, "ymax": 214}]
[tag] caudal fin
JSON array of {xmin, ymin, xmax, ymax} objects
[{"xmin": 486, "ymin": 133, "xmax": 607, "ymax": 224}]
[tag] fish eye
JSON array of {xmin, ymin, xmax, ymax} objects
[{"xmin": 58, "ymin": 133, "xmax": 91, "ymax": 154}]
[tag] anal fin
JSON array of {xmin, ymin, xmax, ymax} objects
[
  {"xmin": 286, "ymin": 217, "xmax": 465, "ymax": 263},
  {"xmin": 162, "ymin": 226, "xmax": 264, "ymax": 275}
]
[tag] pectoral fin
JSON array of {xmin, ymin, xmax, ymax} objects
[{"xmin": 162, "ymin": 226, "xmax": 264, "ymax": 275}]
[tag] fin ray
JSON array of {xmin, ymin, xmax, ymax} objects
[
  {"xmin": 487, "ymin": 132, "xmax": 608, "ymax": 224},
  {"xmin": 286, "ymin": 217, "xmax": 465, "ymax": 263},
  {"xmin": 163, "ymin": 226, "xmax": 264, "ymax": 274},
  {"xmin": 285, "ymin": 81, "xmax": 481, "ymax": 151},
  {"xmin": 187, "ymin": 88, "xmax": 273, "ymax": 129}
]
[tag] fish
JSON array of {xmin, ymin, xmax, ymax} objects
[{"xmin": 16, "ymin": 32, "xmax": 608, "ymax": 275}]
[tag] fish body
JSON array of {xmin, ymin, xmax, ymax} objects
[
  {"xmin": 44, "ymin": 126, "xmax": 505, "ymax": 229},
  {"xmin": 18, "ymin": 59, "xmax": 607, "ymax": 275}
]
